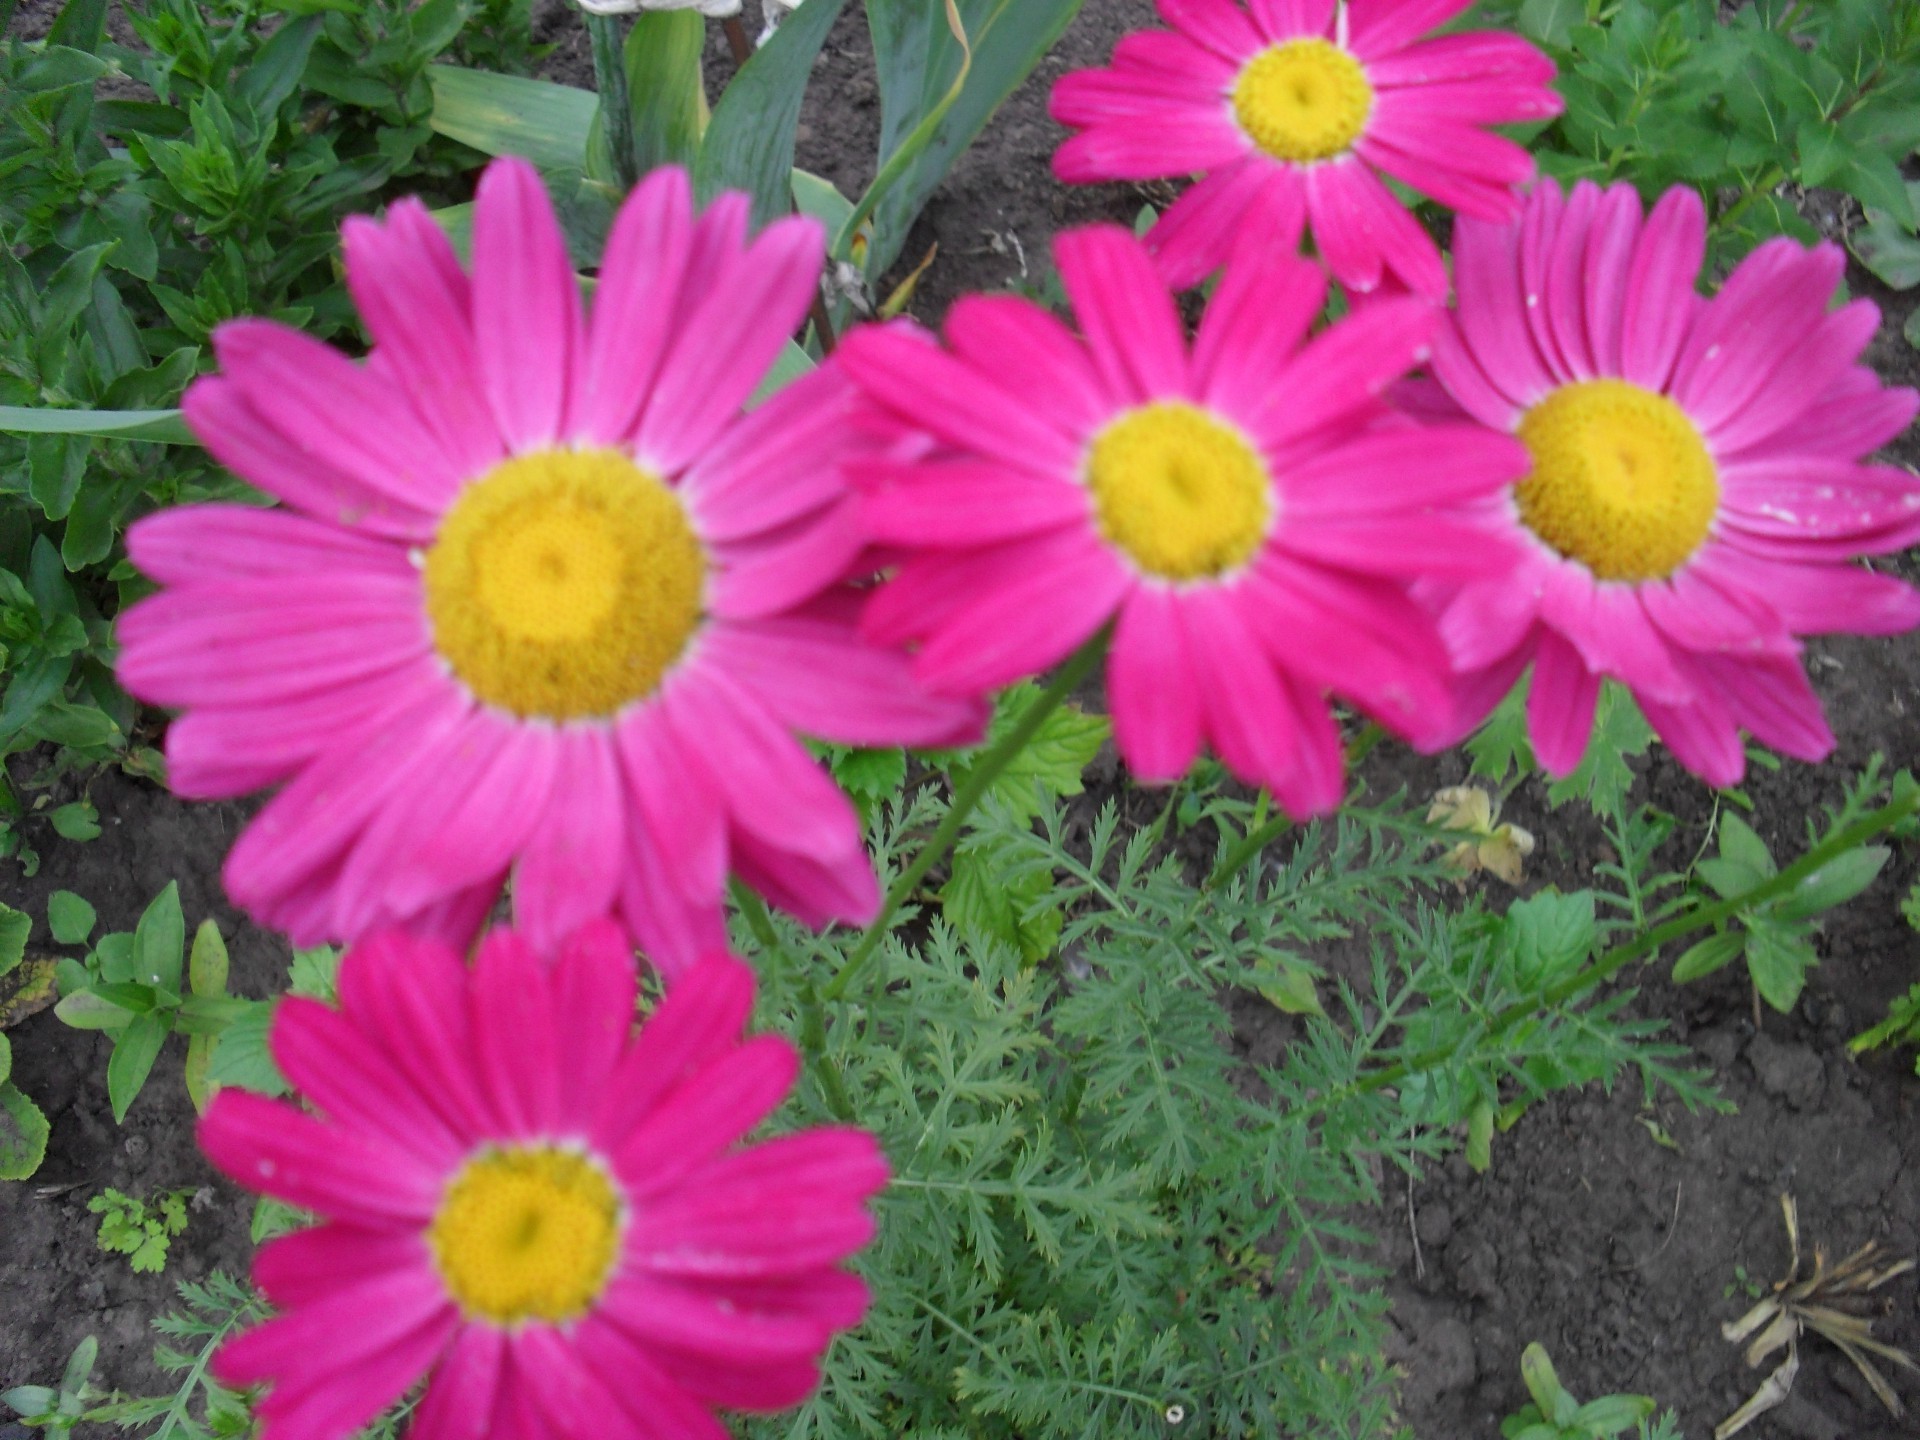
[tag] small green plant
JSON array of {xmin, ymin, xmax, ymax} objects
[
  {"xmin": 1501, "ymin": 1342, "xmax": 1666, "ymax": 1440},
  {"xmin": 88, "ymin": 1186, "xmax": 191, "ymax": 1273},
  {"xmin": 1723, "ymin": 1263, "xmax": 1767, "ymax": 1302},
  {"xmin": 0, "ymin": 899, "xmax": 50, "ymax": 1178},
  {"xmin": 51, "ymin": 882, "xmax": 247, "ymax": 1119},
  {"xmin": 1, "ymin": 1335, "xmax": 105, "ymax": 1431}
]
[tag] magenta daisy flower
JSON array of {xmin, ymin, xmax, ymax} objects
[
  {"xmin": 1050, "ymin": 0, "xmax": 1563, "ymax": 298},
  {"xmin": 198, "ymin": 922, "xmax": 886, "ymax": 1440},
  {"xmin": 116, "ymin": 158, "xmax": 979, "ymax": 971},
  {"xmin": 1424, "ymin": 179, "xmax": 1920, "ymax": 786},
  {"xmin": 836, "ymin": 223, "xmax": 1527, "ymax": 815}
]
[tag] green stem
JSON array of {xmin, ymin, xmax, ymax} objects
[
  {"xmin": 820, "ymin": 628, "xmax": 1111, "ymax": 1002},
  {"xmin": 732, "ymin": 881, "xmax": 855, "ymax": 1121},
  {"xmin": 1204, "ymin": 721, "xmax": 1387, "ymax": 892},
  {"xmin": 1345, "ymin": 789, "xmax": 1919, "ymax": 1101},
  {"xmin": 585, "ymin": 11, "xmax": 638, "ymax": 191},
  {"xmin": 1716, "ymin": 165, "xmax": 1788, "ymax": 235}
]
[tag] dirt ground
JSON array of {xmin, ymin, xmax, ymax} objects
[{"xmin": 4, "ymin": 2, "xmax": 1919, "ymax": 1438}]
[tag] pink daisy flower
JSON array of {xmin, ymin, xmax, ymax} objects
[
  {"xmin": 1050, "ymin": 0, "xmax": 1564, "ymax": 298},
  {"xmin": 836, "ymin": 222, "xmax": 1528, "ymax": 816},
  {"xmin": 198, "ymin": 922, "xmax": 886, "ymax": 1440},
  {"xmin": 1423, "ymin": 179, "xmax": 1920, "ymax": 786},
  {"xmin": 116, "ymin": 158, "xmax": 979, "ymax": 972}
]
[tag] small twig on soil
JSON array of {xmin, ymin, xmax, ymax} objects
[
  {"xmin": 1407, "ymin": 1170, "xmax": 1425, "ymax": 1282},
  {"xmin": 1611, "ymin": 1182, "xmax": 1684, "ymax": 1273}
]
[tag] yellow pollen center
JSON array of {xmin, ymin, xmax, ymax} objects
[
  {"xmin": 1515, "ymin": 379, "xmax": 1720, "ymax": 583},
  {"xmin": 1085, "ymin": 402, "xmax": 1273, "ymax": 582},
  {"xmin": 1231, "ymin": 39, "xmax": 1375, "ymax": 164},
  {"xmin": 428, "ymin": 1146, "xmax": 622, "ymax": 1325},
  {"xmin": 423, "ymin": 449, "xmax": 706, "ymax": 719}
]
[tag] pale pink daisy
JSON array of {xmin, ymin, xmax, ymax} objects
[
  {"xmin": 1423, "ymin": 179, "xmax": 1920, "ymax": 786},
  {"xmin": 837, "ymin": 222, "xmax": 1528, "ymax": 816},
  {"xmin": 116, "ymin": 158, "xmax": 980, "ymax": 972},
  {"xmin": 1051, "ymin": 0, "xmax": 1563, "ymax": 298},
  {"xmin": 199, "ymin": 922, "xmax": 887, "ymax": 1440}
]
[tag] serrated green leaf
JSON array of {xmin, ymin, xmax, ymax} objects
[
  {"xmin": 941, "ymin": 845, "xmax": 1061, "ymax": 963},
  {"xmin": 1852, "ymin": 190, "xmax": 1920, "ymax": 290},
  {"xmin": 1545, "ymin": 683, "xmax": 1652, "ymax": 816},
  {"xmin": 289, "ymin": 946, "xmax": 340, "ymax": 1001},
  {"xmin": 1465, "ymin": 678, "xmax": 1534, "ymax": 785},
  {"xmin": 1505, "ymin": 891, "xmax": 1597, "ymax": 989},
  {"xmin": 827, "ymin": 746, "xmax": 908, "ymax": 803},
  {"xmin": 1672, "ymin": 930, "xmax": 1745, "ymax": 983},
  {"xmin": 951, "ymin": 684, "xmax": 1110, "ymax": 825},
  {"xmin": 107, "ymin": 1013, "xmax": 168, "ymax": 1123},
  {"xmin": 46, "ymin": 891, "xmax": 95, "ymax": 946},
  {"xmin": 133, "ymin": 881, "xmax": 184, "ymax": 993}
]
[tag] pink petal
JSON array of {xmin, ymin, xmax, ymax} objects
[
  {"xmin": 1366, "ymin": 31, "xmax": 1557, "ymax": 87},
  {"xmin": 1348, "ymin": 0, "xmax": 1477, "ymax": 57},
  {"xmin": 703, "ymin": 612, "xmax": 987, "ymax": 747},
  {"xmin": 471, "ymin": 157, "xmax": 581, "ymax": 451},
  {"xmin": 253, "ymin": 1224, "xmax": 432, "ymax": 1311},
  {"xmin": 611, "ymin": 1036, "xmax": 799, "ymax": 1200},
  {"xmin": 411, "ymin": 1327, "xmax": 506, "ymax": 1440},
  {"xmin": 729, "ymin": 821, "xmax": 880, "ymax": 929},
  {"xmin": 1249, "ymin": 0, "xmax": 1336, "ymax": 38},
  {"xmin": 1149, "ymin": 158, "xmax": 1302, "ymax": 291},
  {"xmin": 511, "ymin": 1328, "xmax": 648, "ymax": 1440},
  {"xmin": 1690, "ymin": 652, "xmax": 1833, "ymax": 762},
  {"xmin": 1701, "ymin": 301, "xmax": 1881, "ymax": 456},
  {"xmin": 269, "ymin": 997, "xmax": 463, "ymax": 1165},
  {"xmin": 570, "ymin": 1321, "xmax": 730, "ymax": 1440},
  {"xmin": 613, "ymin": 703, "xmax": 726, "ymax": 906},
  {"xmin": 1542, "ymin": 179, "xmax": 1603, "ymax": 380},
  {"xmin": 1280, "ymin": 424, "xmax": 1527, "ymax": 516},
  {"xmin": 1155, "ymin": 0, "xmax": 1263, "ymax": 58},
  {"xmin": 214, "ymin": 1267, "xmax": 452, "ymax": 1399},
  {"xmin": 127, "ymin": 503, "xmax": 413, "ymax": 588},
  {"xmin": 341, "ymin": 200, "xmax": 501, "ymax": 482},
  {"xmin": 1537, "ymin": 564, "xmax": 1690, "ymax": 702},
  {"xmin": 1732, "ymin": 367, "xmax": 1918, "ymax": 462},
  {"xmin": 551, "ymin": 919, "xmax": 641, "ymax": 1125},
  {"xmin": 512, "ymin": 727, "xmax": 627, "ymax": 958},
  {"xmin": 706, "ymin": 492, "xmax": 867, "ymax": 620},
  {"xmin": 1526, "ymin": 627, "xmax": 1602, "ymax": 776},
  {"xmin": 1109, "ymin": 586, "xmax": 1202, "ymax": 782},
  {"xmin": 1582, "ymin": 183, "xmax": 1643, "ymax": 376},
  {"xmin": 1639, "ymin": 692, "xmax": 1745, "ymax": 788},
  {"xmin": 1434, "ymin": 551, "xmax": 1546, "ymax": 670},
  {"xmin": 1193, "ymin": 246, "xmax": 1326, "ymax": 422},
  {"xmin": 943, "ymin": 294, "xmax": 1110, "ymax": 439},
  {"xmin": 1447, "ymin": 211, "xmax": 1555, "ymax": 410},
  {"xmin": 1251, "ymin": 295, "xmax": 1438, "ymax": 451},
  {"xmin": 1693, "ymin": 548, "xmax": 1920, "ymax": 637},
  {"xmin": 1056, "ymin": 224, "xmax": 1193, "ymax": 404},
  {"xmin": 467, "ymin": 927, "xmax": 561, "ymax": 1138},
  {"xmin": 1619, "ymin": 185, "xmax": 1707, "ymax": 392},
  {"xmin": 857, "ymin": 459, "xmax": 1090, "ymax": 549},
  {"xmin": 592, "ymin": 954, "xmax": 753, "ymax": 1149},
  {"xmin": 635, "ymin": 214, "xmax": 826, "ymax": 473},
  {"xmin": 198, "ymin": 1091, "xmax": 441, "ymax": 1224},
  {"xmin": 1052, "ymin": 110, "xmax": 1250, "ymax": 183},
  {"xmin": 682, "ymin": 362, "xmax": 859, "ymax": 538},
  {"xmin": 575, "ymin": 166, "xmax": 696, "ymax": 446}
]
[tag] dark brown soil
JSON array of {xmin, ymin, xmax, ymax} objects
[{"xmin": 5, "ymin": 3, "xmax": 1919, "ymax": 1438}]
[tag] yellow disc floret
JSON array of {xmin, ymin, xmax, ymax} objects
[
  {"xmin": 1515, "ymin": 379, "xmax": 1720, "ymax": 582},
  {"xmin": 424, "ymin": 449, "xmax": 706, "ymax": 719},
  {"xmin": 1085, "ymin": 402, "xmax": 1274, "ymax": 582},
  {"xmin": 428, "ymin": 1145, "xmax": 622, "ymax": 1325},
  {"xmin": 1231, "ymin": 39, "xmax": 1374, "ymax": 164}
]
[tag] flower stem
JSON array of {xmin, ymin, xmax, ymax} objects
[
  {"xmin": 585, "ymin": 12, "xmax": 639, "ymax": 191},
  {"xmin": 1344, "ymin": 786, "xmax": 1919, "ymax": 1101},
  {"xmin": 820, "ymin": 628, "xmax": 1111, "ymax": 1003}
]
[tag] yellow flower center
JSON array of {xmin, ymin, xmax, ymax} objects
[
  {"xmin": 1515, "ymin": 379, "xmax": 1720, "ymax": 583},
  {"xmin": 1231, "ymin": 39, "xmax": 1374, "ymax": 164},
  {"xmin": 1085, "ymin": 402, "xmax": 1274, "ymax": 582},
  {"xmin": 423, "ymin": 449, "xmax": 706, "ymax": 719},
  {"xmin": 428, "ymin": 1146, "xmax": 622, "ymax": 1325}
]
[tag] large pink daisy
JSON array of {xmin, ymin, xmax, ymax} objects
[
  {"xmin": 1051, "ymin": 0, "xmax": 1563, "ymax": 298},
  {"xmin": 836, "ymin": 222, "xmax": 1527, "ymax": 816},
  {"xmin": 1423, "ymin": 179, "xmax": 1920, "ymax": 786},
  {"xmin": 199, "ymin": 922, "xmax": 887, "ymax": 1440},
  {"xmin": 116, "ymin": 158, "xmax": 979, "ymax": 971}
]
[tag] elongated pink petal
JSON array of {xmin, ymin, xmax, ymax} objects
[
  {"xmin": 942, "ymin": 294, "xmax": 1110, "ymax": 439},
  {"xmin": 575, "ymin": 166, "xmax": 696, "ymax": 445},
  {"xmin": 1691, "ymin": 652, "xmax": 1833, "ymax": 762},
  {"xmin": 1280, "ymin": 425, "xmax": 1526, "ymax": 516},
  {"xmin": 1155, "ymin": 0, "xmax": 1263, "ymax": 58},
  {"xmin": 612, "ymin": 1036, "xmax": 799, "ymax": 1200},
  {"xmin": 471, "ymin": 157, "xmax": 581, "ymax": 450},
  {"xmin": 1527, "ymin": 628, "xmax": 1601, "ymax": 777},
  {"xmin": 253, "ymin": 1224, "xmax": 433, "ymax": 1311},
  {"xmin": 1053, "ymin": 110, "xmax": 1250, "ymax": 183},
  {"xmin": 512, "ymin": 728, "xmax": 627, "ymax": 957},
  {"xmin": 1447, "ymin": 212, "xmax": 1555, "ymax": 410},
  {"xmin": 466, "ymin": 927, "xmax": 561, "ymax": 1138},
  {"xmin": 199, "ymin": 1091, "xmax": 441, "ymax": 1223},
  {"xmin": 857, "ymin": 459, "xmax": 1090, "ymax": 549},
  {"xmin": 1367, "ymin": 31, "xmax": 1556, "ymax": 87},
  {"xmin": 127, "ymin": 504, "xmax": 413, "ymax": 587},
  {"xmin": 1619, "ymin": 185, "xmax": 1706, "ymax": 391},
  {"xmin": 1056, "ymin": 224, "xmax": 1194, "ymax": 403},
  {"xmin": 1109, "ymin": 586, "xmax": 1203, "ymax": 782},
  {"xmin": 1639, "ymin": 691, "xmax": 1745, "ymax": 788},
  {"xmin": 1149, "ymin": 159, "xmax": 1300, "ymax": 291},
  {"xmin": 1348, "ymin": 0, "xmax": 1477, "ymax": 57},
  {"xmin": 270, "ymin": 997, "xmax": 463, "ymax": 1165},
  {"xmin": 410, "ymin": 1327, "xmax": 506, "ymax": 1440},
  {"xmin": 1193, "ymin": 245, "xmax": 1326, "ymax": 421}
]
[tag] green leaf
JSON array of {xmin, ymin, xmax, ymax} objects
[
  {"xmin": 133, "ymin": 881, "xmax": 185, "ymax": 993},
  {"xmin": 0, "ymin": 1081, "xmax": 50, "ymax": 1179},
  {"xmin": 1672, "ymin": 930, "xmax": 1745, "ymax": 983},
  {"xmin": 53, "ymin": 988, "xmax": 135, "ymax": 1031},
  {"xmin": 1545, "ymin": 683, "xmax": 1652, "ymax": 816},
  {"xmin": 29, "ymin": 704, "xmax": 121, "ymax": 753},
  {"xmin": 0, "ymin": 904, "xmax": 27, "ymax": 980},
  {"xmin": 0, "ymin": 405, "xmax": 195, "ymax": 444},
  {"xmin": 695, "ymin": 0, "xmax": 850, "ymax": 228},
  {"xmin": 1799, "ymin": 119, "xmax": 1914, "ymax": 225},
  {"xmin": 205, "ymin": 1001, "xmax": 288, "ymax": 1096},
  {"xmin": 1518, "ymin": 0, "xmax": 1579, "ymax": 47},
  {"xmin": 47, "ymin": 891, "xmax": 95, "ymax": 946},
  {"xmin": 188, "ymin": 920, "xmax": 229, "ymax": 998},
  {"xmin": 1745, "ymin": 922, "xmax": 1815, "ymax": 1013},
  {"xmin": 950, "ymin": 684, "xmax": 1110, "ymax": 825},
  {"xmin": 1465, "ymin": 1097, "xmax": 1495, "ymax": 1173},
  {"xmin": 1465, "ymin": 678, "xmax": 1534, "ymax": 785},
  {"xmin": 288, "ymin": 946, "xmax": 341, "ymax": 1001},
  {"xmin": 236, "ymin": 13, "xmax": 323, "ymax": 113},
  {"xmin": 1717, "ymin": 814, "xmax": 1776, "ymax": 878},
  {"xmin": 1504, "ymin": 891, "xmax": 1597, "ymax": 989},
  {"xmin": 92, "ymin": 932, "xmax": 134, "ymax": 984},
  {"xmin": 426, "ymin": 65, "xmax": 597, "ymax": 170},
  {"xmin": 1851, "ymin": 188, "xmax": 1920, "ymax": 289},
  {"xmin": 1250, "ymin": 954, "xmax": 1323, "ymax": 1016},
  {"xmin": 48, "ymin": 799, "xmax": 101, "ymax": 841},
  {"xmin": 1518, "ymin": 1344, "xmax": 1567, "ymax": 1421},
  {"xmin": 107, "ymin": 1013, "xmax": 169, "ymax": 1123},
  {"xmin": 0, "ymin": 1032, "xmax": 9, "ymax": 1087},
  {"xmin": 621, "ymin": 11, "xmax": 707, "ymax": 174},
  {"xmin": 748, "ymin": 337, "xmax": 814, "ymax": 407},
  {"xmin": 940, "ymin": 844, "xmax": 1061, "ymax": 963},
  {"xmin": 855, "ymin": 0, "xmax": 1084, "ymax": 276},
  {"xmin": 825, "ymin": 746, "xmax": 908, "ymax": 804},
  {"xmin": 1573, "ymin": 1393, "xmax": 1657, "ymax": 1436},
  {"xmin": 1775, "ymin": 845, "xmax": 1888, "ymax": 921}
]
